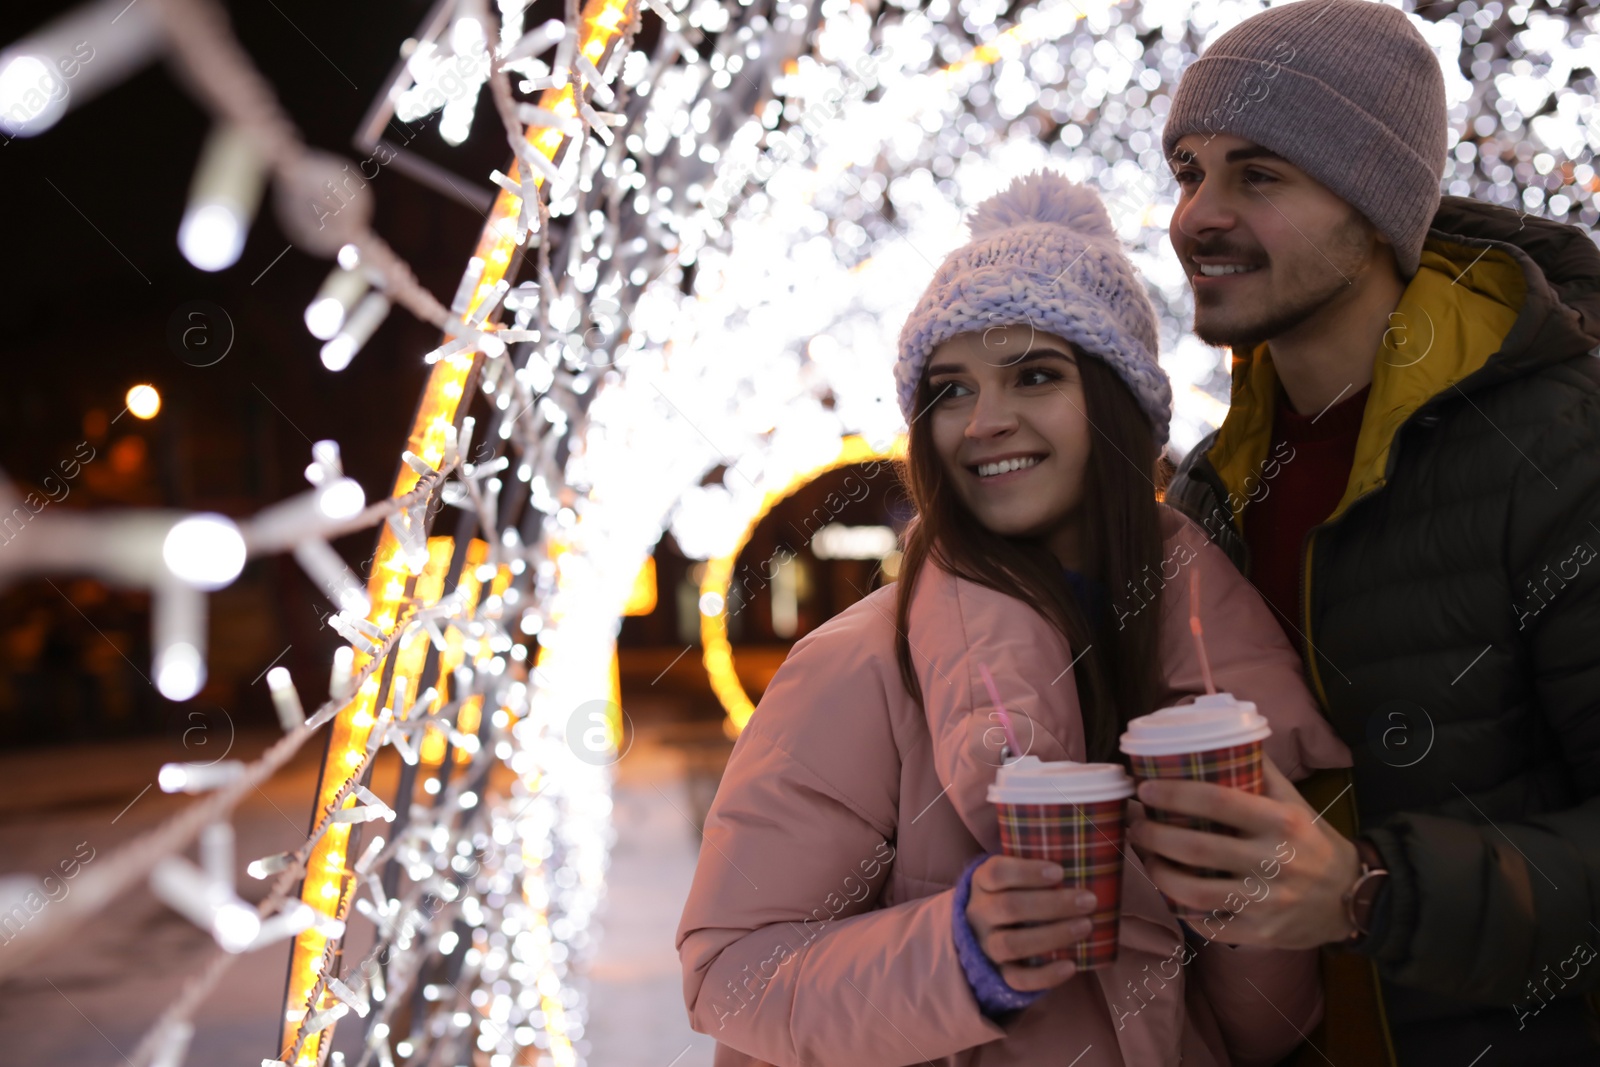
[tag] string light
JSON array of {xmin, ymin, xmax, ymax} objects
[
  {"xmin": 0, "ymin": 0, "xmax": 163, "ymax": 138},
  {"xmin": 266, "ymin": 667, "xmax": 306, "ymax": 731},
  {"xmin": 153, "ymin": 580, "xmax": 208, "ymax": 700},
  {"xmin": 177, "ymin": 123, "xmax": 267, "ymax": 271},
  {"xmin": 163, "ymin": 514, "xmax": 247, "ymax": 590},
  {"xmin": 304, "ymin": 266, "xmax": 372, "ymax": 340},
  {"xmin": 157, "ymin": 761, "xmax": 245, "ymax": 793},
  {"xmin": 321, "ymin": 292, "xmax": 392, "ymax": 371},
  {"xmin": 126, "ymin": 384, "xmax": 162, "ymax": 419}
]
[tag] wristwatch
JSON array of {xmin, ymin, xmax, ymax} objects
[{"xmin": 1341, "ymin": 838, "xmax": 1389, "ymax": 943}]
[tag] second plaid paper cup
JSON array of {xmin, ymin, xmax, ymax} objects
[
  {"xmin": 1120, "ymin": 692, "xmax": 1271, "ymax": 915},
  {"xmin": 986, "ymin": 756, "xmax": 1135, "ymax": 971}
]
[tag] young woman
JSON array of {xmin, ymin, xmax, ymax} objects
[{"xmin": 676, "ymin": 171, "xmax": 1351, "ymax": 1066}]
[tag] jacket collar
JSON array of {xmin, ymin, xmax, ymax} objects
[{"xmin": 1202, "ymin": 194, "xmax": 1600, "ymax": 531}]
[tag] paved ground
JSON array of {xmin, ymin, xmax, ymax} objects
[
  {"xmin": 0, "ymin": 722, "xmax": 721, "ymax": 1066},
  {"xmin": 585, "ymin": 733, "xmax": 719, "ymax": 1067}
]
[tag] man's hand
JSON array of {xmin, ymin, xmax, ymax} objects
[
  {"xmin": 965, "ymin": 855, "xmax": 1098, "ymax": 991},
  {"xmin": 1126, "ymin": 756, "xmax": 1361, "ymax": 949}
]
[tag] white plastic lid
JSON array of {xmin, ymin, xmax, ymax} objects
[
  {"xmin": 986, "ymin": 755, "xmax": 1135, "ymax": 804},
  {"xmin": 1118, "ymin": 692, "xmax": 1271, "ymax": 757}
]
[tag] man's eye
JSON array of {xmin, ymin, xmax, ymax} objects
[
  {"xmin": 1244, "ymin": 169, "xmax": 1278, "ymax": 184},
  {"xmin": 1171, "ymin": 169, "xmax": 1199, "ymax": 186}
]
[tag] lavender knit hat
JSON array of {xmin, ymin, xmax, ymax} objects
[{"xmin": 895, "ymin": 171, "xmax": 1172, "ymax": 445}]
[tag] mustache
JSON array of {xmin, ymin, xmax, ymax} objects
[{"xmin": 1186, "ymin": 240, "xmax": 1268, "ymax": 266}]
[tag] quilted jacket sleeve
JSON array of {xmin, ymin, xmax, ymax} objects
[
  {"xmin": 675, "ymin": 617, "xmax": 1009, "ymax": 1066},
  {"xmin": 1360, "ymin": 367, "xmax": 1600, "ymax": 1003}
]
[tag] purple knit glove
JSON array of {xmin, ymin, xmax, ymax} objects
[{"xmin": 952, "ymin": 852, "xmax": 1049, "ymax": 1017}]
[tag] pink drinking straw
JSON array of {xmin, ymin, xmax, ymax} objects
[
  {"xmin": 977, "ymin": 661, "xmax": 1022, "ymax": 760},
  {"xmin": 1189, "ymin": 566, "xmax": 1218, "ymax": 696}
]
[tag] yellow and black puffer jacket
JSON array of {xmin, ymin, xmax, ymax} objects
[{"xmin": 1165, "ymin": 195, "xmax": 1600, "ymax": 1067}]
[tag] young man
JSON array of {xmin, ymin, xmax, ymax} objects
[{"xmin": 1136, "ymin": 1, "xmax": 1600, "ymax": 1064}]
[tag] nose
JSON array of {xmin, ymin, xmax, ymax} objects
[
  {"xmin": 964, "ymin": 383, "xmax": 1020, "ymax": 442},
  {"xmin": 1172, "ymin": 169, "xmax": 1238, "ymax": 245}
]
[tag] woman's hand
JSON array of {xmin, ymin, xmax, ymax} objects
[{"xmin": 965, "ymin": 855, "xmax": 1099, "ymax": 991}]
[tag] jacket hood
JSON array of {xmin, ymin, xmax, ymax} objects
[{"xmin": 1428, "ymin": 195, "xmax": 1600, "ymax": 391}]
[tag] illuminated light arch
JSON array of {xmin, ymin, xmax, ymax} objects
[
  {"xmin": 279, "ymin": 0, "xmax": 636, "ymax": 1058},
  {"xmin": 697, "ymin": 432, "xmax": 907, "ymax": 737}
]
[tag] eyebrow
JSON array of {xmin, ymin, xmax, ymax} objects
[
  {"xmin": 925, "ymin": 348, "xmax": 1076, "ymax": 377},
  {"xmin": 1168, "ymin": 144, "xmax": 1288, "ymax": 167}
]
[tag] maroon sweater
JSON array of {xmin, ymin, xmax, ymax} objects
[{"xmin": 1242, "ymin": 381, "xmax": 1371, "ymax": 658}]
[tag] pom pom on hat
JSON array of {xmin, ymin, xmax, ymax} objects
[
  {"xmin": 966, "ymin": 171, "xmax": 1116, "ymax": 243},
  {"xmin": 894, "ymin": 169, "xmax": 1172, "ymax": 444}
]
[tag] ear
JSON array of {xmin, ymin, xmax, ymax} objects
[
  {"xmin": 1373, "ymin": 232, "xmax": 1404, "ymax": 281},
  {"xmin": 1348, "ymin": 204, "xmax": 1389, "ymax": 246}
]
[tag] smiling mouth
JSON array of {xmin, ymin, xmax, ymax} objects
[
  {"xmin": 1195, "ymin": 263, "xmax": 1262, "ymax": 277},
  {"xmin": 969, "ymin": 455, "xmax": 1045, "ymax": 478}
]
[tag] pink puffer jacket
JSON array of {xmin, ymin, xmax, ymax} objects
[{"xmin": 677, "ymin": 505, "xmax": 1353, "ymax": 1066}]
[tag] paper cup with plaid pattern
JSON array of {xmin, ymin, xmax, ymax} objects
[
  {"xmin": 1120, "ymin": 692, "xmax": 1271, "ymax": 917},
  {"xmin": 987, "ymin": 756, "xmax": 1135, "ymax": 971}
]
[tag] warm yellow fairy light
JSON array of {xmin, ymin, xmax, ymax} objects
[
  {"xmin": 623, "ymin": 555, "xmax": 657, "ymax": 615},
  {"xmin": 281, "ymin": 0, "xmax": 635, "ymax": 1057},
  {"xmin": 940, "ymin": 0, "xmax": 1113, "ymax": 79},
  {"xmin": 454, "ymin": 695, "xmax": 485, "ymax": 764},
  {"xmin": 420, "ymin": 728, "xmax": 448, "ymax": 765},
  {"xmin": 702, "ymin": 434, "xmax": 906, "ymax": 737},
  {"xmin": 126, "ymin": 384, "xmax": 161, "ymax": 419}
]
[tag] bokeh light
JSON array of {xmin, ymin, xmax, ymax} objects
[{"xmin": 126, "ymin": 383, "xmax": 161, "ymax": 419}]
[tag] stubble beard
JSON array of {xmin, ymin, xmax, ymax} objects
[{"xmin": 1191, "ymin": 213, "xmax": 1377, "ymax": 350}]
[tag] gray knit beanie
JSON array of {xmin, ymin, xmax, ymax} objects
[{"xmin": 1162, "ymin": 0, "xmax": 1447, "ymax": 277}]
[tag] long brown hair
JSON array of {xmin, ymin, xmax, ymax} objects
[{"xmin": 891, "ymin": 347, "xmax": 1167, "ymax": 764}]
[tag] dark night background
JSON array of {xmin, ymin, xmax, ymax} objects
[
  {"xmin": 0, "ymin": 0, "xmax": 908, "ymax": 751},
  {"xmin": 0, "ymin": 0, "xmax": 533, "ymax": 748}
]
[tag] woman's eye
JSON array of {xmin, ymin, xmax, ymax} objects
[{"xmin": 933, "ymin": 369, "xmax": 1057, "ymax": 401}]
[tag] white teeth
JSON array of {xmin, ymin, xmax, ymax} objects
[
  {"xmin": 975, "ymin": 455, "xmax": 1041, "ymax": 477},
  {"xmin": 1198, "ymin": 263, "xmax": 1259, "ymax": 277}
]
